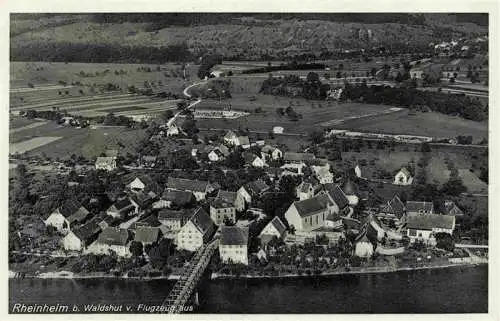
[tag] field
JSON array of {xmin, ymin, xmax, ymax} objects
[
  {"xmin": 10, "ymin": 137, "xmax": 62, "ymax": 154},
  {"xmin": 337, "ymin": 110, "xmax": 488, "ymax": 142},
  {"xmin": 9, "ymin": 119, "xmax": 147, "ymax": 159},
  {"xmin": 335, "ymin": 143, "xmax": 487, "ymax": 194},
  {"xmin": 10, "ymin": 62, "xmax": 196, "ymax": 118}
]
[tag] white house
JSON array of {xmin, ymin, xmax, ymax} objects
[
  {"xmin": 284, "ymin": 193, "xmax": 336, "ymax": 232},
  {"xmin": 406, "ymin": 214, "xmax": 455, "ymax": 245},
  {"xmin": 219, "ymin": 226, "xmax": 249, "ymax": 265},
  {"xmin": 311, "ymin": 163, "xmax": 333, "ymax": 184},
  {"xmin": 354, "ymin": 229, "xmax": 374, "ymax": 258},
  {"xmin": 126, "ymin": 175, "xmax": 158, "ymax": 196},
  {"xmin": 325, "ymin": 213, "xmax": 343, "ymax": 229},
  {"xmin": 394, "ymin": 167, "xmax": 413, "ymax": 185},
  {"xmin": 273, "ymin": 126, "xmax": 284, "ymax": 134},
  {"xmin": 210, "ymin": 199, "xmax": 236, "ymax": 226},
  {"xmin": 354, "ymin": 165, "xmax": 362, "ymax": 178},
  {"xmin": 259, "ymin": 216, "xmax": 287, "ymax": 245},
  {"xmin": 62, "ymin": 221, "xmax": 101, "ymax": 252},
  {"xmin": 243, "ymin": 152, "xmax": 265, "ymax": 168},
  {"xmin": 223, "ymin": 130, "xmax": 239, "ymax": 146},
  {"xmin": 237, "ymin": 179, "xmax": 270, "ymax": 206},
  {"xmin": 86, "ymin": 227, "xmax": 130, "ymax": 257},
  {"xmin": 158, "ymin": 209, "xmax": 190, "ymax": 232},
  {"xmin": 95, "ymin": 156, "xmax": 117, "ymax": 171},
  {"xmin": 296, "ymin": 181, "xmax": 315, "ymax": 201},
  {"xmin": 44, "ymin": 202, "xmax": 90, "ymax": 232},
  {"xmin": 166, "ymin": 125, "xmax": 180, "ymax": 136},
  {"xmin": 261, "ymin": 145, "xmax": 283, "ymax": 161},
  {"xmin": 177, "ymin": 207, "xmax": 214, "ymax": 252}
]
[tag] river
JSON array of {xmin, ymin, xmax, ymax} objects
[{"xmin": 9, "ymin": 265, "xmax": 487, "ymax": 313}]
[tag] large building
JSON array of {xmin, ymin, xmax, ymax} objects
[
  {"xmin": 284, "ymin": 192, "xmax": 336, "ymax": 232},
  {"xmin": 219, "ymin": 226, "xmax": 249, "ymax": 265},
  {"xmin": 210, "ymin": 199, "xmax": 237, "ymax": 226},
  {"xmin": 177, "ymin": 207, "xmax": 215, "ymax": 252},
  {"xmin": 406, "ymin": 214, "xmax": 455, "ymax": 245}
]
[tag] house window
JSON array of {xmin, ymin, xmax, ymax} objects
[{"xmin": 316, "ymin": 216, "xmax": 319, "ymax": 225}]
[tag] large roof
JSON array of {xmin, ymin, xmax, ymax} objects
[
  {"xmin": 220, "ymin": 226, "xmax": 249, "ymax": 246},
  {"xmin": 57, "ymin": 200, "xmax": 83, "ymax": 218},
  {"xmin": 95, "ymin": 156, "xmax": 116, "ymax": 166},
  {"xmin": 134, "ymin": 226, "xmax": 161, "ymax": 244},
  {"xmin": 161, "ymin": 189, "xmax": 195, "ymax": 206},
  {"xmin": 97, "ymin": 227, "xmax": 129, "ymax": 246},
  {"xmin": 323, "ymin": 184, "xmax": 349, "ymax": 209},
  {"xmin": 342, "ymin": 179, "xmax": 358, "ymax": 196},
  {"xmin": 386, "ymin": 195, "xmax": 406, "ymax": 218},
  {"xmin": 188, "ymin": 207, "xmax": 214, "ymax": 235},
  {"xmin": 216, "ymin": 190, "xmax": 237, "ymax": 204},
  {"xmin": 67, "ymin": 206, "xmax": 90, "ymax": 224},
  {"xmin": 406, "ymin": 201, "xmax": 434, "ymax": 213},
  {"xmin": 158, "ymin": 209, "xmax": 188, "ymax": 221},
  {"xmin": 268, "ymin": 216, "xmax": 287, "ymax": 235},
  {"xmin": 244, "ymin": 179, "xmax": 269, "ymax": 196},
  {"xmin": 72, "ymin": 220, "xmax": 101, "ymax": 244},
  {"xmin": 167, "ymin": 177, "xmax": 210, "ymax": 193},
  {"xmin": 406, "ymin": 214, "xmax": 455, "ymax": 230},
  {"xmin": 293, "ymin": 193, "xmax": 333, "ymax": 217},
  {"xmin": 284, "ymin": 152, "xmax": 316, "ymax": 163},
  {"xmin": 110, "ymin": 198, "xmax": 134, "ymax": 212}
]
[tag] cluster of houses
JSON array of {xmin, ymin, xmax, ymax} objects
[{"xmin": 44, "ymin": 131, "xmax": 466, "ymax": 268}]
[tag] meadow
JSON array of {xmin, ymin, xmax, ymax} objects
[{"xmin": 9, "ymin": 120, "xmax": 147, "ymax": 159}]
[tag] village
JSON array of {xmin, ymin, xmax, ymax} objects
[{"xmin": 8, "ymin": 117, "xmax": 488, "ymax": 280}]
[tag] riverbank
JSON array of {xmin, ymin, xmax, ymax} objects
[
  {"xmin": 9, "ymin": 260, "xmax": 487, "ymax": 281},
  {"xmin": 210, "ymin": 261, "xmax": 488, "ymax": 280}
]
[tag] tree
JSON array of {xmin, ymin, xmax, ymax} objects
[
  {"xmin": 310, "ymin": 130, "xmax": 325, "ymax": 144},
  {"xmin": 129, "ymin": 241, "xmax": 144, "ymax": 257},
  {"xmin": 160, "ymin": 110, "xmax": 174, "ymax": 122},
  {"xmin": 435, "ymin": 232, "xmax": 454, "ymax": 252}
]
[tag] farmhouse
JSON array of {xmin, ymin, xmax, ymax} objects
[
  {"xmin": 237, "ymin": 179, "xmax": 270, "ymax": 205},
  {"xmin": 166, "ymin": 177, "xmax": 214, "ymax": 201},
  {"xmin": 216, "ymin": 190, "xmax": 244, "ymax": 212},
  {"xmin": 354, "ymin": 228, "xmax": 374, "ymax": 258},
  {"xmin": 219, "ymin": 226, "xmax": 249, "ymax": 265},
  {"xmin": 382, "ymin": 195, "xmax": 406, "ymax": 219},
  {"xmin": 62, "ymin": 220, "xmax": 101, "ymax": 252},
  {"xmin": 153, "ymin": 189, "xmax": 195, "ymax": 209},
  {"xmin": 406, "ymin": 201, "xmax": 434, "ymax": 216},
  {"xmin": 126, "ymin": 174, "xmax": 159, "ymax": 196},
  {"xmin": 166, "ymin": 125, "xmax": 180, "ymax": 136},
  {"xmin": 259, "ymin": 216, "xmax": 287, "ymax": 245},
  {"xmin": 393, "ymin": 167, "xmax": 413, "ymax": 185},
  {"xmin": 341, "ymin": 179, "xmax": 359, "ymax": 206},
  {"xmin": 296, "ymin": 181, "xmax": 315, "ymax": 201},
  {"xmin": 261, "ymin": 145, "xmax": 283, "ymax": 161},
  {"xmin": 243, "ymin": 152, "xmax": 265, "ymax": 168},
  {"xmin": 95, "ymin": 156, "xmax": 117, "ymax": 171},
  {"xmin": 283, "ymin": 152, "xmax": 316, "ymax": 164},
  {"xmin": 311, "ymin": 163, "xmax": 333, "ymax": 184},
  {"xmin": 140, "ymin": 155, "xmax": 157, "ymax": 168},
  {"xmin": 223, "ymin": 130, "xmax": 250, "ymax": 148},
  {"xmin": 134, "ymin": 227, "xmax": 162, "ymax": 246},
  {"xmin": 88, "ymin": 227, "xmax": 130, "ymax": 257},
  {"xmin": 406, "ymin": 214, "xmax": 456, "ymax": 245},
  {"xmin": 44, "ymin": 201, "xmax": 90, "ymax": 232},
  {"xmin": 177, "ymin": 207, "xmax": 214, "ymax": 252},
  {"xmin": 284, "ymin": 193, "xmax": 335, "ymax": 232},
  {"xmin": 273, "ymin": 126, "xmax": 284, "ymax": 134},
  {"xmin": 107, "ymin": 198, "xmax": 136, "ymax": 219},
  {"xmin": 280, "ymin": 162, "xmax": 307, "ymax": 176},
  {"xmin": 325, "ymin": 212, "xmax": 343, "ymax": 229},
  {"xmin": 208, "ymin": 145, "xmax": 230, "ymax": 162},
  {"xmin": 158, "ymin": 209, "xmax": 191, "ymax": 232},
  {"xmin": 210, "ymin": 199, "xmax": 236, "ymax": 226},
  {"xmin": 323, "ymin": 183, "xmax": 350, "ymax": 216}
]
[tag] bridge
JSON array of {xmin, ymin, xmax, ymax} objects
[{"xmin": 161, "ymin": 239, "xmax": 219, "ymax": 314}]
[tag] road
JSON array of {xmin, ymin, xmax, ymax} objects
[{"xmin": 166, "ymin": 81, "xmax": 205, "ymax": 128}]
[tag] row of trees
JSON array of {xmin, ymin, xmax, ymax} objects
[{"xmin": 340, "ymin": 83, "xmax": 487, "ymax": 121}]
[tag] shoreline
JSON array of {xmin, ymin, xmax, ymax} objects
[
  {"xmin": 9, "ymin": 261, "xmax": 487, "ymax": 281},
  {"xmin": 210, "ymin": 261, "xmax": 487, "ymax": 280}
]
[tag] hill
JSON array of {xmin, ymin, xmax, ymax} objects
[{"xmin": 10, "ymin": 13, "xmax": 488, "ymax": 63}]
